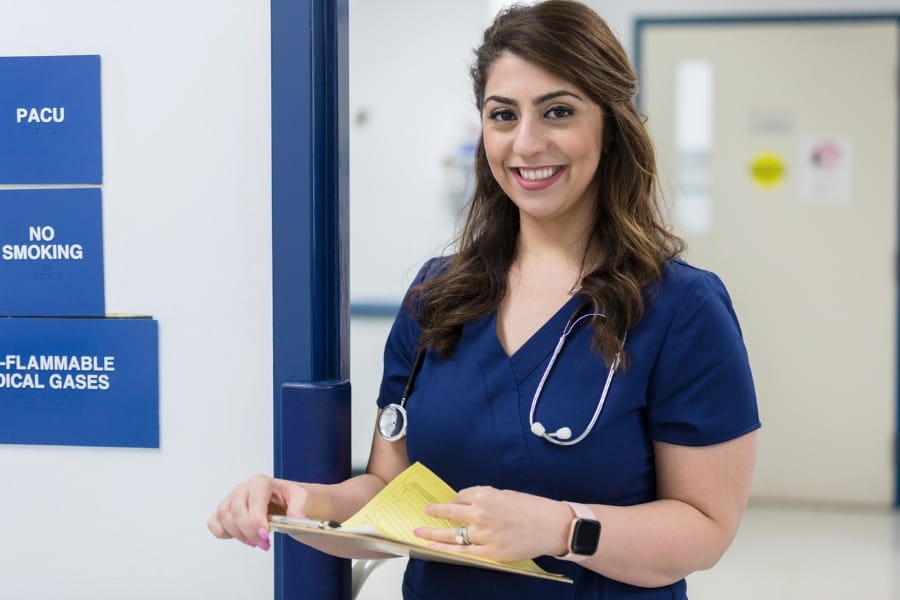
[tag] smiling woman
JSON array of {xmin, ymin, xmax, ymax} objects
[{"xmin": 209, "ymin": 2, "xmax": 760, "ymax": 599}]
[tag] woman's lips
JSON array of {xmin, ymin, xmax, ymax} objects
[{"xmin": 510, "ymin": 165, "xmax": 566, "ymax": 191}]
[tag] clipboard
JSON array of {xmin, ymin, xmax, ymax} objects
[
  {"xmin": 268, "ymin": 515, "xmax": 573, "ymax": 583},
  {"xmin": 266, "ymin": 463, "xmax": 572, "ymax": 584}
]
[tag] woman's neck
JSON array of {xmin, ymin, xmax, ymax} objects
[
  {"xmin": 513, "ymin": 217, "xmax": 596, "ymax": 288},
  {"xmin": 498, "ymin": 220, "xmax": 597, "ymax": 356}
]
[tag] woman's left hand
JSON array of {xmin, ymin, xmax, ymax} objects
[{"xmin": 415, "ymin": 486, "xmax": 574, "ymax": 562}]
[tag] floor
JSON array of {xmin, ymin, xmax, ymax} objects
[{"xmin": 354, "ymin": 504, "xmax": 900, "ymax": 599}]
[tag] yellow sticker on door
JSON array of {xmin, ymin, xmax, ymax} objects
[{"xmin": 750, "ymin": 152, "xmax": 785, "ymax": 187}]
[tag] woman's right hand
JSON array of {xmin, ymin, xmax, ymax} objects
[{"xmin": 207, "ymin": 474, "xmax": 312, "ymax": 550}]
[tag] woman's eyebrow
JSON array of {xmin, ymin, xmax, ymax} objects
[
  {"xmin": 484, "ymin": 90, "xmax": 584, "ymax": 107},
  {"xmin": 534, "ymin": 90, "xmax": 583, "ymax": 104}
]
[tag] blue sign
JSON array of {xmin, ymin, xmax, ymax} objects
[
  {"xmin": 0, "ymin": 188, "xmax": 104, "ymax": 316},
  {"xmin": 0, "ymin": 317, "xmax": 159, "ymax": 448},
  {"xmin": 0, "ymin": 55, "xmax": 102, "ymax": 184}
]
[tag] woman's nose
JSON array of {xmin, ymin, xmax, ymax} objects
[{"xmin": 511, "ymin": 120, "xmax": 547, "ymax": 157}]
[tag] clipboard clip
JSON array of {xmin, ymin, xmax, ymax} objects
[{"xmin": 270, "ymin": 514, "xmax": 341, "ymax": 530}]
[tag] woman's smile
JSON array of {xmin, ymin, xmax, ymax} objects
[{"xmin": 509, "ymin": 165, "xmax": 567, "ymax": 191}]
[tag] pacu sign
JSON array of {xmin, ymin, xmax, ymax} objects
[{"xmin": 0, "ymin": 55, "xmax": 101, "ymax": 184}]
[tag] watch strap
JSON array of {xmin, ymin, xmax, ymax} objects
[{"xmin": 560, "ymin": 501, "xmax": 598, "ymax": 562}]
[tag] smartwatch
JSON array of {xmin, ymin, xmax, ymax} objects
[{"xmin": 560, "ymin": 501, "xmax": 601, "ymax": 562}]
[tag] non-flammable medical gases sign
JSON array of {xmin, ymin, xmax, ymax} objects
[
  {"xmin": 0, "ymin": 55, "xmax": 101, "ymax": 184},
  {"xmin": 0, "ymin": 318, "xmax": 159, "ymax": 448},
  {"xmin": 0, "ymin": 188, "xmax": 104, "ymax": 316}
]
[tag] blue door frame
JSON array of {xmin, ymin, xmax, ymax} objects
[
  {"xmin": 271, "ymin": 0, "xmax": 350, "ymax": 597},
  {"xmin": 634, "ymin": 13, "xmax": 900, "ymax": 507}
]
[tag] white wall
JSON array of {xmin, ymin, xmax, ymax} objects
[
  {"xmin": 348, "ymin": 0, "xmax": 487, "ymax": 304},
  {"xmin": 0, "ymin": 1, "xmax": 273, "ymax": 598}
]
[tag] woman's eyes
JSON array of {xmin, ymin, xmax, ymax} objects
[
  {"xmin": 545, "ymin": 105, "xmax": 574, "ymax": 119},
  {"xmin": 488, "ymin": 108, "xmax": 516, "ymax": 122},
  {"xmin": 486, "ymin": 106, "xmax": 574, "ymax": 123}
]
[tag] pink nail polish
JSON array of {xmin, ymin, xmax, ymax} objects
[
  {"xmin": 258, "ymin": 528, "xmax": 270, "ymax": 543},
  {"xmin": 259, "ymin": 540, "xmax": 271, "ymax": 551},
  {"xmin": 413, "ymin": 528, "xmax": 421, "ymax": 537}
]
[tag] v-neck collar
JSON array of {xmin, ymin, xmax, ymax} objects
[{"xmin": 488, "ymin": 293, "xmax": 587, "ymax": 383}]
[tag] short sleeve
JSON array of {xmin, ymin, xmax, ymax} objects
[
  {"xmin": 647, "ymin": 271, "xmax": 760, "ymax": 446},
  {"xmin": 375, "ymin": 259, "xmax": 439, "ymax": 409}
]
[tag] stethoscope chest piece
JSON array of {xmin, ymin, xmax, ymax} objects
[
  {"xmin": 378, "ymin": 403, "xmax": 408, "ymax": 441},
  {"xmin": 379, "ymin": 345, "xmax": 426, "ymax": 442}
]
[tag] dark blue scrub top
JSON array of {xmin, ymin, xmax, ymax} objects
[{"xmin": 377, "ymin": 259, "xmax": 760, "ymax": 600}]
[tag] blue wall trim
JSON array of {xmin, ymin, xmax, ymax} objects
[
  {"xmin": 350, "ymin": 301, "xmax": 401, "ymax": 318},
  {"xmin": 271, "ymin": 0, "xmax": 349, "ymax": 392},
  {"xmin": 633, "ymin": 13, "xmax": 900, "ymax": 506},
  {"xmin": 271, "ymin": 0, "xmax": 349, "ymax": 597},
  {"xmin": 279, "ymin": 382, "xmax": 352, "ymax": 598}
]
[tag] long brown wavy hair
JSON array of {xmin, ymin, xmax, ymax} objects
[{"xmin": 410, "ymin": 0, "xmax": 684, "ymax": 365}]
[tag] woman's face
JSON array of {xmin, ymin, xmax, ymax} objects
[{"xmin": 481, "ymin": 53, "xmax": 605, "ymax": 230}]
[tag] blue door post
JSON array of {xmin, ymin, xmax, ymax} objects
[{"xmin": 271, "ymin": 0, "xmax": 350, "ymax": 597}]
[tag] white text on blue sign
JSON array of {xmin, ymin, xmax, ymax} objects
[
  {"xmin": 2, "ymin": 226, "xmax": 84, "ymax": 261},
  {"xmin": 16, "ymin": 107, "xmax": 65, "ymax": 124},
  {"xmin": 0, "ymin": 354, "xmax": 116, "ymax": 390}
]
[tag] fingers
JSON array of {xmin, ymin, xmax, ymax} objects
[
  {"xmin": 425, "ymin": 502, "xmax": 471, "ymax": 523},
  {"xmin": 418, "ymin": 487, "xmax": 492, "ymax": 550},
  {"xmin": 425, "ymin": 540, "xmax": 483, "ymax": 555},
  {"xmin": 207, "ymin": 484, "xmax": 244, "ymax": 540},
  {"xmin": 281, "ymin": 482, "xmax": 311, "ymax": 519},
  {"xmin": 426, "ymin": 485, "xmax": 494, "ymax": 523},
  {"xmin": 247, "ymin": 473, "xmax": 276, "ymax": 530},
  {"xmin": 415, "ymin": 524, "xmax": 478, "ymax": 546},
  {"xmin": 207, "ymin": 512, "xmax": 227, "ymax": 538},
  {"xmin": 418, "ymin": 486, "xmax": 532, "ymax": 562},
  {"xmin": 208, "ymin": 474, "xmax": 281, "ymax": 550},
  {"xmin": 453, "ymin": 485, "xmax": 493, "ymax": 504},
  {"xmin": 414, "ymin": 524, "xmax": 485, "ymax": 559}
]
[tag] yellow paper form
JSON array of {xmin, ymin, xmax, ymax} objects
[
  {"xmin": 341, "ymin": 462, "xmax": 549, "ymax": 574},
  {"xmin": 341, "ymin": 462, "xmax": 459, "ymax": 545}
]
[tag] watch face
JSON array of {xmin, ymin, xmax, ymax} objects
[{"xmin": 571, "ymin": 519, "xmax": 601, "ymax": 555}]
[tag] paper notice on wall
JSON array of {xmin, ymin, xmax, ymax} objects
[
  {"xmin": 674, "ymin": 60, "xmax": 714, "ymax": 235},
  {"xmin": 799, "ymin": 137, "xmax": 852, "ymax": 204}
]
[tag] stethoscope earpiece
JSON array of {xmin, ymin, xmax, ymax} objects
[
  {"xmin": 553, "ymin": 426, "xmax": 573, "ymax": 440},
  {"xmin": 532, "ymin": 421, "xmax": 574, "ymax": 441}
]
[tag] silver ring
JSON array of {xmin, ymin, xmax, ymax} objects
[{"xmin": 454, "ymin": 526, "xmax": 470, "ymax": 545}]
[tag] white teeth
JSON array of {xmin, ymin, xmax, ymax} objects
[{"xmin": 517, "ymin": 167, "xmax": 559, "ymax": 181}]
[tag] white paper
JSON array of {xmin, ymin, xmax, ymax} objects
[{"xmin": 799, "ymin": 136, "xmax": 853, "ymax": 204}]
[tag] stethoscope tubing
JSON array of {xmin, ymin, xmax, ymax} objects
[
  {"xmin": 379, "ymin": 299, "xmax": 623, "ymax": 445},
  {"xmin": 527, "ymin": 301, "xmax": 623, "ymax": 446}
]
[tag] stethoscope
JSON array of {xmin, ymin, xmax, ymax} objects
[{"xmin": 377, "ymin": 300, "xmax": 623, "ymax": 446}]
